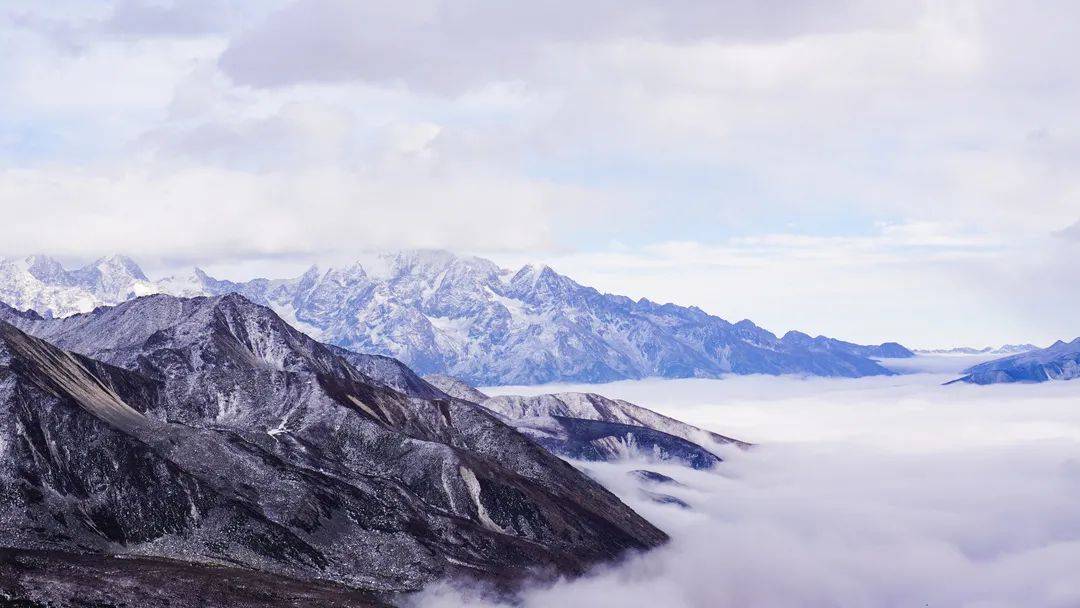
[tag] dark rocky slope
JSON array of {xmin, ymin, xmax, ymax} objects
[
  {"xmin": 0, "ymin": 294, "xmax": 666, "ymax": 599},
  {"xmin": 0, "ymin": 548, "xmax": 389, "ymax": 608}
]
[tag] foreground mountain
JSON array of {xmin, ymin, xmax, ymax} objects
[
  {"xmin": 424, "ymin": 375, "xmax": 747, "ymax": 470},
  {"xmin": 916, "ymin": 344, "xmax": 1039, "ymax": 356},
  {"xmin": 0, "ymin": 293, "xmax": 666, "ymax": 601},
  {"xmin": 0, "ymin": 252, "xmax": 913, "ymax": 385},
  {"xmin": 949, "ymin": 338, "xmax": 1080, "ymax": 384}
]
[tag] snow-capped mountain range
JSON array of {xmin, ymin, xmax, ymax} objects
[
  {"xmin": 915, "ymin": 344, "xmax": 1039, "ymax": 356},
  {"xmin": 0, "ymin": 254, "xmax": 158, "ymax": 318},
  {"xmin": 0, "ymin": 251, "xmax": 913, "ymax": 385},
  {"xmin": 949, "ymin": 338, "xmax": 1080, "ymax": 384}
]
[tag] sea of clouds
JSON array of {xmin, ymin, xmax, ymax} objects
[{"xmin": 411, "ymin": 356, "xmax": 1080, "ymax": 607}]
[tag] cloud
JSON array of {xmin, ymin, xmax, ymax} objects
[
  {"xmin": 414, "ymin": 369, "xmax": 1080, "ymax": 607},
  {"xmin": 217, "ymin": 0, "xmax": 918, "ymax": 93},
  {"xmin": 1057, "ymin": 220, "xmax": 1080, "ymax": 241},
  {"xmin": 3, "ymin": 1, "xmax": 1080, "ymax": 348},
  {"xmin": 485, "ymin": 224, "xmax": 1080, "ymax": 349},
  {"xmin": 0, "ymin": 163, "xmax": 597, "ymax": 266},
  {"xmin": 102, "ymin": 0, "xmax": 240, "ymax": 37}
]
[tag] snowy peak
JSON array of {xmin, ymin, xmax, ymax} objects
[
  {"xmin": 24, "ymin": 255, "xmax": 68, "ymax": 283},
  {"xmin": 0, "ymin": 254, "xmax": 158, "ymax": 318},
  {"xmin": 950, "ymin": 337, "xmax": 1080, "ymax": 384},
  {"xmin": 72, "ymin": 254, "xmax": 152, "ymax": 297},
  {"xmin": 94, "ymin": 254, "xmax": 149, "ymax": 281},
  {"xmin": 507, "ymin": 263, "xmax": 580, "ymax": 300}
]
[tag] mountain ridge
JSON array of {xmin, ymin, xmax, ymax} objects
[
  {"xmin": 949, "ymin": 338, "xmax": 1080, "ymax": 384},
  {"xmin": 0, "ymin": 251, "xmax": 913, "ymax": 385},
  {"xmin": 424, "ymin": 374, "xmax": 749, "ymax": 470}
]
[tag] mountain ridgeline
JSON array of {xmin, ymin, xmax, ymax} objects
[
  {"xmin": 0, "ymin": 251, "xmax": 913, "ymax": 385},
  {"xmin": 424, "ymin": 375, "xmax": 749, "ymax": 471}
]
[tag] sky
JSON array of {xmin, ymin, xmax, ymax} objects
[
  {"xmin": 1, "ymin": 1, "xmax": 1078, "ymax": 348},
  {"xmin": 416, "ymin": 359, "xmax": 1080, "ymax": 607}
]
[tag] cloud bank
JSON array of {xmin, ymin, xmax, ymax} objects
[
  {"xmin": 3, "ymin": 1, "xmax": 1080, "ymax": 345},
  {"xmin": 422, "ymin": 364, "xmax": 1080, "ymax": 606}
]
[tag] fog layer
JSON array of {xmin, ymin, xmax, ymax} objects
[{"xmin": 411, "ymin": 358, "xmax": 1080, "ymax": 606}]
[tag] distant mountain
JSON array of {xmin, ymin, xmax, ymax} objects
[
  {"xmin": 0, "ymin": 251, "xmax": 913, "ymax": 385},
  {"xmin": 949, "ymin": 338, "xmax": 1080, "ymax": 384},
  {"xmin": 0, "ymin": 293, "xmax": 666, "ymax": 597},
  {"xmin": 424, "ymin": 375, "xmax": 747, "ymax": 470},
  {"xmin": 0, "ymin": 254, "xmax": 156, "ymax": 318},
  {"xmin": 916, "ymin": 344, "xmax": 1039, "ymax": 356}
]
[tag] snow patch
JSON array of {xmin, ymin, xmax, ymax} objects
[{"xmin": 459, "ymin": 466, "xmax": 504, "ymax": 533}]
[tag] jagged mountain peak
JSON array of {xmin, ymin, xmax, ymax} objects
[
  {"xmin": 69, "ymin": 254, "xmax": 151, "ymax": 290},
  {"xmin": 510, "ymin": 262, "xmax": 561, "ymax": 287},
  {"xmin": 366, "ymin": 249, "xmax": 500, "ymax": 282},
  {"xmin": 92, "ymin": 253, "xmax": 147, "ymax": 277},
  {"xmin": 23, "ymin": 254, "xmax": 68, "ymax": 281}
]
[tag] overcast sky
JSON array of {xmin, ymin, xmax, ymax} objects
[{"xmin": 2, "ymin": 1, "xmax": 1078, "ymax": 348}]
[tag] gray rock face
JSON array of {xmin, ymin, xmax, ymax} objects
[
  {"xmin": 424, "ymin": 376, "xmax": 747, "ymax": 470},
  {"xmin": 1, "ymin": 251, "xmax": 912, "ymax": 385},
  {"xmin": 949, "ymin": 338, "xmax": 1080, "ymax": 384},
  {"xmin": 0, "ymin": 294, "xmax": 667, "ymax": 595}
]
